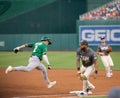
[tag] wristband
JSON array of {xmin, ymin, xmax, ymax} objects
[{"xmin": 77, "ymin": 67, "xmax": 80, "ymax": 71}]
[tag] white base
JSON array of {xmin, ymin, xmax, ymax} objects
[{"xmin": 70, "ymin": 90, "xmax": 88, "ymax": 97}]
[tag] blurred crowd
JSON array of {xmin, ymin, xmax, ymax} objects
[{"xmin": 79, "ymin": 1, "xmax": 120, "ymax": 20}]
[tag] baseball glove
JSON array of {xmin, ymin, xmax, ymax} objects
[
  {"xmin": 77, "ymin": 71, "xmax": 87, "ymax": 80},
  {"xmin": 107, "ymin": 46, "xmax": 112, "ymax": 52}
]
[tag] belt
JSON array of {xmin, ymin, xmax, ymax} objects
[{"xmin": 30, "ymin": 55, "xmax": 42, "ymax": 61}]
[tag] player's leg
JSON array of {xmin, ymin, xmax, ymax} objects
[
  {"xmin": 84, "ymin": 65, "xmax": 95, "ymax": 94},
  {"xmin": 37, "ymin": 62, "xmax": 56, "ymax": 88},
  {"xmin": 80, "ymin": 65, "xmax": 87, "ymax": 92},
  {"xmin": 107, "ymin": 55, "xmax": 114, "ymax": 76},
  {"xmin": 5, "ymin": 56, "xmax": 38, "ymax": 74},
  {"xmin": 101, "ymin": 56, "xmax": 111, "ymax": 77}
]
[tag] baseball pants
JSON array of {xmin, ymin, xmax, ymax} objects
[
  {"xmin": 14, "ymin": 56, "xmax": 50, "ymax": 84},
  {"xmin": 80, "ymin": 65, "xmax": 95, "ymax": 92}
]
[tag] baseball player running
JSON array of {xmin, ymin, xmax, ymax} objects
[
  {"xmin": 76, "ymin": 40, "xmax": 98, "ymax": 95},
  {"xmin": 5, "ymin": 36, "xmax": 56, "ymax": 88},
  {"xmin": 96, "ymin": 37, "xmax": 114, "ymax": 77}
]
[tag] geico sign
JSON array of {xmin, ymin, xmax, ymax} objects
[{"xmin": 82, "ymin": 29, "xmax": 120, "ymax": 41}]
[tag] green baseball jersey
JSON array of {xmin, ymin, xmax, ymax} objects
[{"xmin": 25, "ymin": 42, "xmax": 47, "ymax": 60}]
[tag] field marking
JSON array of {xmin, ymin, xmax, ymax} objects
[{"xmin": 12, "ymin": 92, "xmax": 107, "ymax": 98}]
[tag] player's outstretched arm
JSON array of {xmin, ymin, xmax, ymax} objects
[{"xmin": 13, "ymin": 44, "xmax": 26, "ymax": 53}]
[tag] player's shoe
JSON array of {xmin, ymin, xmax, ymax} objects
[
  {"xmin": 5, "ymin": 66, "xmax": 13, "ymax": 74},
  {"xmin": 110, "ymin": 70, "xmax": 113, "ymax": 76},
  {"xmin": 106, "ymin": 72, "xmax": 111, "ymax": 78},
  {"xmin": 48, "ymin": 81, "xmax": 56, "ymax": 88},
  {"xmin": 86, "ymin": 85, "xmax": 95, "ymax": 94}
]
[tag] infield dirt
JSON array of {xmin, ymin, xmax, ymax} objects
[{"xmin": 0, "ymin": 68, "xmax": 120, "ymax": 98}]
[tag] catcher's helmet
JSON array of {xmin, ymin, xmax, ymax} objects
[
  {"xmin": 41, "ymin": 36, "xmax": 52, "ymax": 45},
  {"xmin": 80, "ymin": 40, "xmax": 88, "ymax": 46}
]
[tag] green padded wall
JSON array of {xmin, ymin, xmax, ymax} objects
[{"xmin": 0, "ymin": 34, "xmax": 78, "ymax": 51}]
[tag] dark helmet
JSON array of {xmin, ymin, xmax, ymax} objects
[
  {"xmin": 80, "ymin": 40, "xmax": 88, "ymax": 46},
  {"xmin": 41, "ymin": 36, "xmax": 52, "ymax": 45}
]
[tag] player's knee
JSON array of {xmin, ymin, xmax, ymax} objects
[{"xmin": 25, "ymin": 67, "xmax": 32, "ymax": 72}]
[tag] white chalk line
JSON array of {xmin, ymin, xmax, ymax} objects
[{"xmin": 12, "ymin": 92, "xmax": 107, "ymax": 98}]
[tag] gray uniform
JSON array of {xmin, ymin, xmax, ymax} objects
[
  {"xmin": 76, "ymin": 47, "xmax": 97, "ymax": 92},
  {"xmin": 97, "ymin": 44, "xmax": 110, "ymax": 55},
  {"xmin": 76, "ymin": 48, "xmax": 98, "ymax": 67}
]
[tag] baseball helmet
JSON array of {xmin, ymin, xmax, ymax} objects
[
  {"xmin": 41, "ymin": 36, "xmax": 52, "ymax": 45},
  {"xmin": 80, "ymin": 40, "xmax": 88, "ymax": 46}
]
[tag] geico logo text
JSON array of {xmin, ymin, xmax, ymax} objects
[{"xmin": 82, "ymin": 29, "xmax": 120, "ymax": 41}]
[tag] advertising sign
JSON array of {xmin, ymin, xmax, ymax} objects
[{"xmin": 79, "ymin": 25, "xmax": 120, "ymax": 45}]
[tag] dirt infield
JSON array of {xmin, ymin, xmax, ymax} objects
[{"xmin": 0, "ymin": 68, "xmax": 120, "ymax": 98}]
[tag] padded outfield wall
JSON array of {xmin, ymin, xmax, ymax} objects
[
  {"xmin": 1, "ymin": 19, "xmax": 120, "ymax": 51},
  {"xmin": 0, "ymin": 34, "xmax": 78, "ymax": 51},
  {"xmin": 0, "ymin": 0, "xmax": 117, "ymax": 51}
]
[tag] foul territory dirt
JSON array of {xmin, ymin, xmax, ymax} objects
[{"xmin": 0, "ymin": 68, "xmax": 120, "ymax": 98}]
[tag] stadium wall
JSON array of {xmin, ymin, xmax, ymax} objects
[
  {"xmin": 76, "ymin": 20, "xmax": 120, "ymax": 51},
  {"xmin": 0, "ymin": 34, "xmax": 78, "ymax": 51}
]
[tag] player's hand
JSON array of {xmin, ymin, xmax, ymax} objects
[
  {"xmin": 13, "ymin": 47, "xmax": 20, "ymax": 54},
  {"xmin": 48, "ymin": 65, "xmax": 52, "ymax": 70}
]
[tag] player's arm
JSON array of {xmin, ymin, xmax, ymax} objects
[
  {"xmin": 43, "ymin": 53, "xmax": 51, "ymax": 69},
  {"xmin": 76, "ymin": 56, "xmax": 80, "ymax": 71},
  {"xmin": 93, "ymin": 53, "xmax": 98, "ymax": 74},
  {"xmin": 76, "ymin": 49, "xmax": 81, "ymax": 71},
  {"xmin": 13, "ymin": 43, "xmax": 33, "ymax": 53},
  {"xmin": 96, "ymin": 46, "xmax": 104, "ymax": 56},
  {"xmin": 94, "ymin": 60, "xmax": 98, "ymax": 73}
]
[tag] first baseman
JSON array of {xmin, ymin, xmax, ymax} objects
[
  {"xmin": 76, "ymin": 40, "xmax": 98, "ymax": 95},
  {"xmin": 97, "ymin": 37, "xmax": 114, "ymax": 77},
  {"xmin": 5, "ymin": 36, "xmax": 56, "ymax": 88}
]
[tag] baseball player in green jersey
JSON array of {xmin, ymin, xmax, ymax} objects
[
  {"xmin": 76, "ymin": 40, "xmax": 98, "ymax": 95},
  {"xmin": 5, "ymin": 36, "xmax": 56, "ymax": 88}
]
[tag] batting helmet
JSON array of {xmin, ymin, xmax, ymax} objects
[{"xmin": 41, "ymin": 36, "xmax": 52, "ymax": 45}]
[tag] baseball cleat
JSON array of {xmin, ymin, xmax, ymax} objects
[
  {"xmin": 86, "ymin": 85, "xmax": 95, "ymax": 94},
  {"xmin": 106, "ymin": 72, "xmax": 111, "ymax": 77},
  {"xmin": 48, "ymin": 81, "xmax": 56, "ymax": 88},
  {"xmin": 5, "ymin": 66, "xmax": 13, "ymax": 74},
  {"xmin": 86, "ymin": 89, "xmax": 93, "ymax": 94}
]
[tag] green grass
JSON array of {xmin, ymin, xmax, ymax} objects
[
  {"xmin": 0, "ymin": 51, "xmax": 120, "ymax": 70},
  {"xmin": 0, "ymin": 51, "xmax": 119, "ymax": 98}
]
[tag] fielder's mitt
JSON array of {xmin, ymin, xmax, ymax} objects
[
  {"xmin": 77, "ymin": 71, "xmax": 87, "ymax": 80},
  {"xmin": 107, "ymin": 46, "xmax": 112, "ymax": 52}
]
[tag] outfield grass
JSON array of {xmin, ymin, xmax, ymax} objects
[{"xmin": 0, "ymin": 51, "xmax": 120, "ymax": 70}]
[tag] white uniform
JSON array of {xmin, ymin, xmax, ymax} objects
[{"xmin": 97, "ymin": 44, "xmax": 114, "ymax": 77}]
